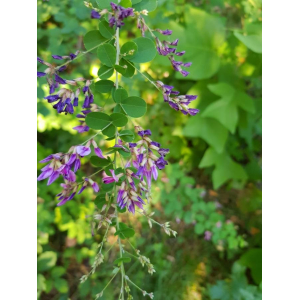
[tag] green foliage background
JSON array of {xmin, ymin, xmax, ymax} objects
[{"xmin": 37, "ymin": 0, "xmax": 262, "ymax": 299}]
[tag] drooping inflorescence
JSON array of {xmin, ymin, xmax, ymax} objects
[{"xmin": 37, "ymin": 1, "xmax": 198, "ymax": 298}]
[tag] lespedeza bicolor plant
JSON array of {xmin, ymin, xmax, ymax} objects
[{"xmin": 37, "ymin": 1, "xmax": 199, "ymax": 298}]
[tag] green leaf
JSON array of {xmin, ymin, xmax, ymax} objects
[
  {"xmin": 212, "ymin": 155, "xmax": 247, "ymax": 189},
  {"xmin": 234, "ymin": 91, "xmax": 255, "ymax": 113},
  {"xmin": 54, "ymin": 278, "xmax": 68, "ymax": 294},
  {"xmin": 171, "ymin": 6, "xmax": 226, "ymax": 80},
  {"xmin": 94, "ymin": 195, "xmax": 107, "ymax": 209},
  {"xmin": 239, "ymin": 249, "xmax": 262, "ymax": 284},
  {"xmin": 115, "ymin": 59, "xmax": 135, "ymax": 78},
  {"xmin": 90, "ymin": 156, "xmax": 112, "ymax": 168},
  {"xmin": 121, "ymin": 41, "xmax": 138, "ymax": 58},
  {"xmin": 119, "ymin": 0, "xmax": 132, "ymax": 7},
  {"xmin": 208, "ymin": 82, "xmax": 235, "ymax": 98},
  {"xmin": 204, "ymin": 83, "xmax": 255, "ymax": 133},
  {"xmin": 37, "ymin": 274, "xmax": 46, "ymax": 293},
  {"xmin": 97, "ymin": 44, "xmax": 116, "ymax": 67},
  {"xmin": 119, "ymin": 130, "xmax": 135, "ymax": 142},
  {"xmin": 120, "ymin": 96, "xmax": 147, "ymax": 118},
  {"xmin": 183, "ymin": 116, "xmax": 228, "ymax": 153},
  {"xmin": 102, "ymin": 182, "xmax": 115, "ymax": 192},
  {"xmin": 94, "ymin": 80, "xmax": 114, "ymax": 93},
  {"xmin": 120, "ymin": 59, "xmax": 135, "ymax": 78},
  {"xmin": 133, "ymin": 0, "xmax": 157, "ymax": 12},
  {"xmin": 114, "ymin": 257, "xmax": 131, "ymax": 266},
  {"xmin": 83, "ymin": 30, "xmax": 107, "ymax": 53},
  {"xmin": 199, "ymin": 148, "xmax": 248, "ymax": 189},
  {"xmin": 199, "ymin": 147, "xmax": 225, "ymax": 168},
  {"xmin": 128, "ymin": 37, "xmax": 156, "ymax": 63},
  {"xmin": 99, "ymin": 20, "xmax": 115, "ymax": 39},
  {"xmin": 114, "ymin": 224, "xmax": 135, "ymax": 239},
  {"xmin": 51, "ymin": 266, "xmax": 65, "ymax": 278},
  {"xmin": 102, "ymin": 124, "xmax": 116, "ymax": 137},
  {"xmin": 85, "ymin": 112, "xmax": 112, "ymax": 130},
  {"xmin": 195, "ymin": 223, "xmax": 205, "ymax": 235},
  {"xmin": 110, "ymin": 113, "xmax": 128, "ymax": 127},
  {"xmin": 37, "ymin": 251, "xmax": 57, "ymax": 272},
  {"xmin": 117, "ymin": 207, "xmax": 127, "ymax": 213},
  {"xmin": 113, "ymin": 104, "xmax": 125, "ymax": 114},
  {"xmin": 202, "ymin": 99, "xmax": 238, "ymax": 134},
  {"xmin": 234, "ymin": 31, "xmax": 262, "ymax": 53},
  {"xmin": 98, "ymin": 65, "xmax": 114, "ymax": 79},
  {"xmin": 97, "ymin": 0, "xmax": 118, "ymax": 9},
  {"xmin": 113, "ymin": 88, "xmax": 128, "ymax": 103}
]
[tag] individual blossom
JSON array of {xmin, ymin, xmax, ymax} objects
[
  {"xmin": 204, "ymin": 230, "xmax": 212, "ymax": 241},
  {"xmin": 102, "ymin": 169, "xmax": 123, "ymax": 184},
  {"xmin": 91, "ymin": 9, "xmax": 101, "ymax": 19},
  {"xmin": 156, "ymin": 81, "xmax": 200, "ymax": 116}
]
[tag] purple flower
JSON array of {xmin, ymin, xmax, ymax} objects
[
  {"xmin": 54, "ymin": 74, "xmax": 67, "ymax": 84},
  {"xmin": 37, "ymin": 57, "xmax": 44, "ymax": 63},
  {"xmin": 37, "ymin": 72, "xmax": 46, "ymax": 77},
  {"xmin": 91, "ymin": 9, "xmax": 101, "ymax": 19},
  {"xmin": 92, "ymin": 181, "xmax": 100, "ymax": 193},
  {"xmin": 138, "ymin": 129, "xmax": 152, "ymax": 137},
  {"xmin": 181, "ymin": 70, "xmax": 189, "ymax": 77},
  {"xmin": 57, "ymin": 65, "xmax": 67, "ymax": 72},
  {"xmin": 108, "ymin": 3, "xmax": 134, "ymax": 28},
  {"xmin": 188, "ymin": 108, "xmax": 199, "ymax": 116},
  {"xmin": 204, "ymin": 231, "xmax": 212, "ymax": 241},
  {"xmin": 47, "ymin": 171, "xmax": 60, "ymax": 185},
  {"xmin": 52, "ymin": 55, "xmax": 63, "ymax": 60},
  {"xmin": 73, "ymin": 125, "xmax": 89, "ymax": 133},
  {"xmin": 76, "ymin": 146, "xmax": 91, "ymax": 156},
  {"xmin": 155, "ymin": 157, "xmax": 168, "ymax": 170},
  {"xmin": 78, "ymin": 184, "xmax": 87, "ymax": 194},
  {"xmin": 37, "ymin": 167, "xmax": 53, "ymax": 181},
  {"xmin": 94, "ymin": 147, "xmax": 105, "ymax": 158},
  {"xmin": 69, "ymin": 53, "xmax": 77, "ymax": 60},
  {"xmin": 158, "ymin": 148, "xmax": 169, "ymax": 156},
  {"xmin": 103, "ymin": 169, "xmax": 121, "ymax": 184},
  {"xmin": 157, "ymin": 29, "xmax": 173, "ymax": 35},
  {"xmin": 175, "ymin": 51, "xmax": 185, "ymax": 56}
]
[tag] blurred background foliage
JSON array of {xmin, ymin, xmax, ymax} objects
[{"xmin": 37, "ymin": 0, "xmax": 262, "ymax": 299}]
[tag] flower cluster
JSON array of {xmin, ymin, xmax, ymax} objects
[
  {"xmin": 37, "ymin": 56, "xmax": 95, "ymax": 114},
  {"xmin": 87, "ymin": 2, "xmax": 134, "ymax": 28},
  {"xmin": 136, "ymin": 17, "xmax": 191, "ymax": 77},
  {"xmin": 155, "ymin": 30, "xmax": 191, "ymax": 77},
  {"xmin": 37, "ymin": 140, "xmax": 104, "ymax": 205},
  {"xmin": 109, "ymin": 3, "xmax": 134, "ymax": 28},
  {"xmin": 156, "ymin": 81, "xmax": 199, "ymax": 116},
  {"xmin": 104, "ymin": 128, "xmax": 170, "ymax": 214}
]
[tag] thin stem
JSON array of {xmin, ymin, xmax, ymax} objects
[
  {"xmin": 114, "ymin": 11, "xmax": 126, "ymax": 299},
  {"xmin": 125, "ymin": 277, "xmax": 144, "ymax": 293},
  {"xmin": 80, "ymin": 130, "xmax": 101, "ymax": 145},
  {"xmin": 126, "ymin": 60, "xmax": 161, "ymax": 92},
  {"xmin": 137, "ymin": 210, "xmax": 162, "ymax": 226},
  {"xmin": 55, "ymin": 38, "xmax": 114, "ymax": 70},
  {"xmin": 97, "ymin": 268, "xmax": 120, "ymax": 296}
]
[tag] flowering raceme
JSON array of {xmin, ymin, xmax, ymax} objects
[{"xmin": 37, "ymin": 1, "xmax": 199, "ymax": 298}]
